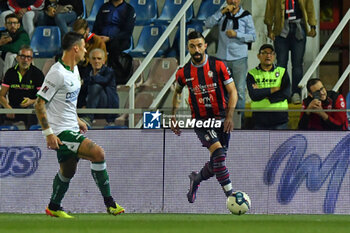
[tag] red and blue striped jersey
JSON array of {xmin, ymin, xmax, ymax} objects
[{"xmin": 176, "ymin": 55, "xmax": 234, "ymax": 119}]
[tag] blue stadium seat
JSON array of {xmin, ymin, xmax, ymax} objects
[
  {"xmin": 87, "ymin": 0, "xmax": 105, "ymax": 30},
  {"xmin": 154, "ymin": 0, "xmax": 193, "ymax": 25},
  {"xmin": 129, "ymin": 25, "xmax": 170, "ymax": 57},
  {"xmin": 104, "ymin": 125, "xmax": 128, "ymax": 129},
  {"xmin": 129, "ymin": 0, "xmax": 157, "ymax": 25},
  {"xmin": 30, "ymin": 26, "xmax": 61, "ymax": 58},
  {"xmin": 81, "ymin": 0, "xmax": 87, "ymax": 18},
  {"xmin": 0, "ymin": 125, "xmax": 18, "ymax": 130},
  {"xmin": 29, "ymin": 125, "xmax": 42, "ymax": 130},
  {"xmin": 166, "ymin": 22, "xmax": 203, "ymax": 57},
  {"xmin": 194, "ymin": 0, "xmax": 225, "ymax": 22},
  {"xmin": 123, "ymin": 36, "xmax": 133, "ymax": 53}
]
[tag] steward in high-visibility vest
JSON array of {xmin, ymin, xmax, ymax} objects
[{"xmin": 247, "ymin": 44, "xmax": 291, "ymax": 129}]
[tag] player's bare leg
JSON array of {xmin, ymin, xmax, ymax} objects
[{"xmin": 78, "ymin": 138, "xmax": 124, "ymax": 215}]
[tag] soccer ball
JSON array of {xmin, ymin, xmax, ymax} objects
[{"xmin": 226, "ymin": 191, "xmax": 251, "ymax": 215}]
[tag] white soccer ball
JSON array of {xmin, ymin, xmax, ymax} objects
[{"xmin": 226, "ymin": 191, "xmax": 251, "ymax": 215}]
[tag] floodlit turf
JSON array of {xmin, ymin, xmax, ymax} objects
[{"xmin": 1, "ymin": 213, "xmax": 350, "ymax": 233}]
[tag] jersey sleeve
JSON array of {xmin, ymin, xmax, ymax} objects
[
  {"xmin": 327, "ymin": 94, "xmax": 348, "ymax": 129},
  {"xmin": 1, "ymin": 70, "xmax": 13, "ymax": 87},
  {"xmin": 176, "ymin": 67, "xmax": 186, "ymax": 87},
  {"xmin": 219, "ymin": 61, "xmax": 233, "ymax": 85},
  {"xmin": 36, "ymin": 70, "xmax": 63, "ymax": 102}
]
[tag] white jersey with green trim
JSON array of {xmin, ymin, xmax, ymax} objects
[{"xmin": 37, "ymin": 61, "xmax": 81, "ymax": 135}]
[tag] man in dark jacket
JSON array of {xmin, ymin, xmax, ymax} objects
[
  {"xmin": 0, "ymin": 13, "xmax": 30, "ymax": 77},
  {"xmin": 298, "ymin": 78, "xmax": 348, "ymax": 130},
  {"xmin": 81, "ymin": 48, "xmax": 119, "ymax": 127},
  {"xmin": 92, "ymin": 0, "xmax": 135, "ymax": 60}
]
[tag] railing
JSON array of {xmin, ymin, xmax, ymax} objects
[
  {"xmin": 298, "ymin": 8, "xmax": 350, "ymax": 97},
  {"xmin": 125, "ymin": 0, "xmax": 194, "ymax": 128}
]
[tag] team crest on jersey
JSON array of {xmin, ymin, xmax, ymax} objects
[
  {"xmin": 275, "ymin": 72, "xmax": 280, "ymax": 77},
  {"xmin": 208, "ymin": 71, "xmax": 213, "ymax": 78}
]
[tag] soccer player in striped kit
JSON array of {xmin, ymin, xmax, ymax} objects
[{"xmin": 171, "ymin": 31, "xmax": 238, "ymax": 203}]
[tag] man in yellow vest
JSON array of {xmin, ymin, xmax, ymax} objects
[{"xmin": 247, "ymin": 44, "xmax": 290, "ymax": 129}]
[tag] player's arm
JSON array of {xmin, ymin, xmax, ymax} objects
[
  {"xmin": 34, "ymin": 97, "xmax": 62, "ymax": 149},
  {"xmin": 224, "ymin": 81, "xmax": 238, "ymax": 133},
  {"xmin": 0, "ymin": 85, "xmax": 15, "ymax": 119},
  {"xmin": 77, "ymin": 116, "xmax": 88, "ymax": 133},
  {"xmin": 171, "ymin": 83, "xmax": 184, "ymax": 136}
]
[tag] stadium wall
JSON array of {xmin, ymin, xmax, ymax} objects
[{"xmin": 0, "ymin": 130, "xmax": 349, "ymax": 214}]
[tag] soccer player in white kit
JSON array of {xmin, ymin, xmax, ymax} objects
[{"xmin": 35, "ymin": 32, "xmax": 124, "ymax": 218}]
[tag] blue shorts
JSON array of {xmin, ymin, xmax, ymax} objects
[{"xmin": 194, "ymin": 125, "xmax": 230, "ymax": 151}]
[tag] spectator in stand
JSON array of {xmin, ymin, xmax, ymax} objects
[
  {"xmin": 92, "ymin": 0, "xmax": 135, "ymax": 62},
  {"xmin": 0, "ymin": 0, "xmax": 9, "ymax": 12},
  {"xmin": 0, "ymin": 45, "xmax": 44, "ymax": 129},
  {"xmin": 298, "ymin": 78, "xmax": 348, "ymax": 130},
  {"xmin": 80, "ymin": 48, "xmax": 119, "ymax": 128},
  {"xmin": 205, "ymin": 0, "xmax": 256, "ymax": 127},
  {"xmin": 247, "ymin": 44, "xmax": 290, "ymax": 130},
  {"xmin": 36, "ymin": 0, "xmax": 84, "ymax": 36},
  {"xmin": 72, "ymin": 18, "xmax": 107, "ymax": 108},
  {"xmin": 0, "ymin": 0, "xmax": 44, "ymax": 38},
  {"xmin": 264, "ymin": 0, "xmax": 317, "ymax": 104},
  {"xmin": 0, "ymin": 13, "xmax": 30, "ymax": 78}
]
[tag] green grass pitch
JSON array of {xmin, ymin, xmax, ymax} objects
[{"xmin": 1, "ymin": 213, "xmax": 350, "ymax": 233}]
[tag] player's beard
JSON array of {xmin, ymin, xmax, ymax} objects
[{"xmin": 191, "ymin": 52, "xmax": 203, "ymax": 63}]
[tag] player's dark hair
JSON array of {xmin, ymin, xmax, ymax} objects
[
  {"xmin": 187, "ymin": 30, "xmax": 205, "ymax": 41},
  {"xmin": 5, "ymin": 13, "xmax": 20, "ymax": 24},
  {"xmin": 61, "ymin": 32, "xmax": 84, "ymax": 51},
  {"xmin": 306, "ymin": 78, "xmax": 322, "ymax": 93}
]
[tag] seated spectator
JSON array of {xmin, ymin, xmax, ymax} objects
[
  {"xmin": 0, "ymin": 45, "xmax": 44, "ymax": 129},
  {"xmin": 81, "ymin": 48, "xmax": 119, "ymax": 127},
  {"xmin": 0, "ymin": 0, "xmax": 8, "ymax": 12},
  {"xmin": 0, "ymin": 0, "xmax": 44, "ymax": 38},
  {"xmin": 72, "ymin": 18, "xmax": 107, "ymax": 108},
  {"xmin": 36, "ymin": 0, "xmax": 84, "ymax": 36},
  {"xmin": 247, "ymin": 44, "xmax": 290, "ymax": 130},
  {"xmin": 298, "ymin": 78, "xmax": 348, "ymax": 130},
  {"xmin": 0, "ymin": 13, "xmax": 30, "ymax": 78},
  {"xmin": 92, "ymin": 0, "xmax": 135, "ymax": 61}
]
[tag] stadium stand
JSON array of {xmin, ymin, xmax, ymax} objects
[
  {"xmin": 166, "ymin": 21, "xmax": 203, "ymax": 57},
  {"xmin": 41, "ymin": 58, "xmax": 56, "ymax": 76},
  {"xmin": 30, "ymin": 26, "xmax": 61, "ymax": 58},
  {"xmin": 29, "ymin": 124, "xmax": 42, "ymax": 130},
  {"xmin": 104, "ymin": 125, "xmax": 128, "ymax": 129},
  {"xmin": 154, "ymin": 0, "xmax": 193, "ymax": 25},
  {"xmin": 123, "ymin": 36, "xmax": 134, "ymax": 53},
  {"xmin": 129, "ymin": 0, "xmax": 158, "ymax": 25},
  {"xmin": 194, "ymin": 0, "xmax": 225, "ymax": 23},
  {"xmin": 82, "ymin": 0, "xmax": 87, "ymax": 18},
  {"xmin": 86, "ymin": 0, "xmax": 105, "ymax": 30},
  {"xmin": 0, "ymin": 125, "xmax": 18, "ymax": 130},
  {"xmin": 115, "ymin": 92, "xmax": 155, "ymax": 127},
  {"xmin": 141, "ymin": 57, "xmax": 178, "ymax": 89},
  {"xmin": 129, "ymin": 25, "xmax": 170, "ymax": 57}
]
